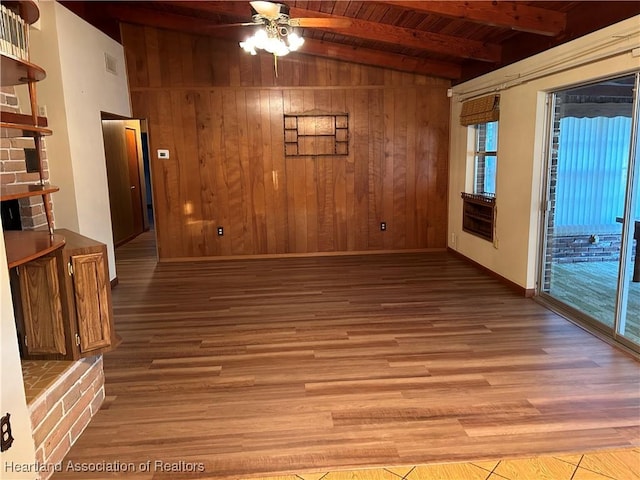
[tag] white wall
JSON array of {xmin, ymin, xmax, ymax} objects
[
  {"xmin": 0, "ymin": 225, "xmax": 38, "ymax": 478},
  {"xmin": 0, "ymin": 9, "xmax": 129, "ymax": 474},
  {"xmin": 28, "ymin": 1, "xmax": 132, "ymax": 279},
  {"xmin": 448, "ymin": 15, "xmax": 640, "ymax": 290}
]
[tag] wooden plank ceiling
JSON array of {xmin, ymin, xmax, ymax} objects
[{"xmin": 60, "ymin": 1, "xmax": 640, "ymax": 82}]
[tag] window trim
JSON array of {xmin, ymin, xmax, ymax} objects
[{"xmin": 473, "ymin": 121, "xmax": 498, "ymax": 197}]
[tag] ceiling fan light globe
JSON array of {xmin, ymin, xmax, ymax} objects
[
  {"xmin": 263, "ymin": 37, "xmax": 276, "ymax": 52},
  {"xmin": 287, "ymin": 32, "xmax": 304, "ymax": 51},
  {"xmin": 239, "ymin": 40, "xmax": 254, "ymax": 54},
  {"xmin": 254, "ymin": 29, "xmax": 269, "ymax": 43},
  {"xmin": 267, "ymin": 38, "xmax": 285, "ymax": 55}
]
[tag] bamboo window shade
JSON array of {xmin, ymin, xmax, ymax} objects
[{"xmin": 460, "ymin": 94, "xmax": 500, "ymax": 126}]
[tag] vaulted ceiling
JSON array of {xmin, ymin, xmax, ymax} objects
[{"xmin": 60, "ymin": 1, "xmax": 640, "ymax": 83}]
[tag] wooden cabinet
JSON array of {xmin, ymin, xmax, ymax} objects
[
  {"xmin": 12, "ymin": 230, "xmax": 117, "ymax": 360},
  {"xmin": 461, "ymin": 192, "xmax": 495, "ymax": 242},
  {"xmin": 2, "ymin": 2, "xmax": 118, "ymax": 361},
  {"xmin": 57, "ymin": 229, "xmax": 116, "ymax": 357},
  {"xmin": 12, "ymin": 255, "xmax": 67, "ymax": 356}
]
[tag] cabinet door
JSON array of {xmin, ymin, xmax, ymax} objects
[
  {"xmin": 70, "ymin": 252, "xmax": 112, "ymax": 353},
  {"xmin": 18, "ymin": 256, "xmax": 66, "ymax": 355}
]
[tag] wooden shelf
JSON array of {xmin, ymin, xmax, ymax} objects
[
  {"xmin": 0, "ymin": 122, "xmax": 52, "ymax": 137},
  {"xmin": 3, "ymin": 1, "xmax": 40, "ymax": 24},
  {"xmin": 283, "ymin": 113, "xmax": 350, "ymax": 157},
  {"xmin": 0, "ymin": 53, "xmax": 46, "ymax": 86},
  {"xmin": 1, "ymin": 184, "xmax": 59, "ymax": 201},
  {"xmin": 1, "ymin": 111, "xmax": 48, "ymax": 127},
  {"xmin": 0, "ymin": 112, "xmax": 51, "ymax": 137},
  {"xmin": 4, "ymin": 231, "xmax": 65, "ymax": 269}
]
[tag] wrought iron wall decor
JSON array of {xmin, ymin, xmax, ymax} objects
[{"xmin": 284, "ymin": 113, "xmax": 349, "ymax": 156}]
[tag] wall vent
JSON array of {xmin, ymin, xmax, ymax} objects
[{"xmin": 104, "ymin": 53, "xmax": 118, "ymax": 75}]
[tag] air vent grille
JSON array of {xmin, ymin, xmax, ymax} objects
[{"xmin": 104, "ymin": 53, "xmax": 117, "ymax": 75}]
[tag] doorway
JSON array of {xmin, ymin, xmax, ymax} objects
[
  {"xmin": 539, "ymin": 73, "xmax": 640, "ymax": 352},
  {"xmin": 102, "ymin": 118, "xmax": 153, "ymax": 246}
]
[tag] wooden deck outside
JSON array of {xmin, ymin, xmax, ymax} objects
[{"xmin": 54, "ymin": 231, "xmax": 640, "ymax": 479}]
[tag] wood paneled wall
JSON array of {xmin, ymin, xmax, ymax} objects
[{"xmin": 121, "ymin": 24, "xmax": 450, "ymax": 259}]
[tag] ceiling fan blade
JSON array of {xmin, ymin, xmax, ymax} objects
[
  {"xmin": 207, "ymin": 22, "xmax": 263, "ymax": 29},
  {"xmin": 250, "ymin": 1, "xmax": 282, "ymax": 19},
  {"xmin": 289, "ymin": 18, "xmax": 353, "ymax": 28}
]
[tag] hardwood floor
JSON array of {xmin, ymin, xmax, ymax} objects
[{"xmin": 55, "ymin": 231, "xmax": 640, "ymax": 479}]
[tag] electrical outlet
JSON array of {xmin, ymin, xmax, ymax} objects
[
  {"xmin": 451, "ymin": 232, "xmax": 456, "ymax": 247},
  {"xmin": 380, "ymin": 222, "xmax": 386, "ymax": 231},
  {"xmin": 217, "ymin": 226, "xmax": 224, "ymax": 236}
]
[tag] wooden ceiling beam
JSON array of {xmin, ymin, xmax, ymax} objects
[
  {"xmin": 299, "ymin": 40, "xmax": 462, "ymax": 79},
  {"xmin": 380, "ymin": 1, "xmax": 566, "ymax": 37},
  {"xmin": 290, "ymin": 6, "xmax": 500, "ymax": 62},
  {"xmin": 106, "ymin": 4, "xmax": 216, "ymax": 36},
  {"xmin": 104, "ymin": 4, "xmax": 461, "ymax": 79},
  {"xmin": 168, "ymin": 1, "xmax": 501, "ymax": 63}
]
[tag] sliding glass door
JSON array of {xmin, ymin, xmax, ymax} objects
[
  {"xmin": 540, "ymin": 73, "xmax": 639, "ymax": 351},
  {"xmin": 617, "ymin": 83, "xmax": 640, "ymax": 345}
]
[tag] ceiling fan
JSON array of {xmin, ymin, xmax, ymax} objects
[
  {"xmin": 246, "ymin": 1, "xmax": 352, "ymax": 29},
  {"xmin": 218, "ymin": 1, "xmax": 352, "ymax": 58}
]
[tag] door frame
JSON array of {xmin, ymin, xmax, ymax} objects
[
  {"xmin": 614, "ymin": 72, "xmax": 640, "ymax": 345},
  {"xmin": 100, "ymin": 112, "xmax": 155, "ymax": 251}
]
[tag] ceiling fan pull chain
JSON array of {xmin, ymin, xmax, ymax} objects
[{"xmin": 274, "ymin": 54, "xmax": 279, "ymax": 78}]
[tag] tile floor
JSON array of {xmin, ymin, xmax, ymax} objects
[
  {"xmin": 21, "ymin": 360, "xmax": 74, "ymax": 404},
  {"xmin": 249, "ymin": 447, "xmax": 640, "ymax": 480}
]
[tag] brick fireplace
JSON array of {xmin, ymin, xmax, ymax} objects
[{"xmin": 1, "ymin": 85, "xmax": 52, "ymax": 231}]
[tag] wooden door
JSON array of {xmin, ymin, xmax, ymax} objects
[
  {"xmin": 126, "ymin": 127, "xmax": 145, "ymax": 237},
  {"xmin": 103, "ymin": 121, "xmax": 135, "ymax": 245},
  {"xmin": 71, "ymin": 252, "xmax": 112, "ymax": 353},
  {"xmin": 17, "ymin": 256, "xmax": 66, "ymax": 355}
]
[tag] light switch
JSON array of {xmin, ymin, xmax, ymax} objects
[{"xmin": 157, "ymin": 149, "xmax": 170, "ymax": 159}]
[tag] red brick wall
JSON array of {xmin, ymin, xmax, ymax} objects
[
  {"xmin": 28, "ymin": 356, "xmax": 105, "ymax": 479},
  {"xmin": 1, "ymin": 86, "xmax": 52, "ymax": 229}
]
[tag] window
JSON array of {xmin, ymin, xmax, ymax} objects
[
  {"xmin": 459, "ymin": 95, "xmax": 499, "ymax": 242},
  {"xmin": 474, "ymin": 121, "xmax": 498, "ymax": 196}
]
